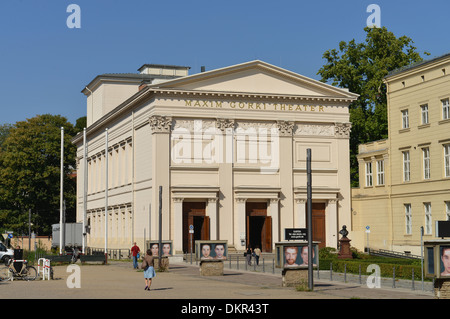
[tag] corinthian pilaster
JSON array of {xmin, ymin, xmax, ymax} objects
[
  {"xmin": 149, "ymin": 115, "xmax": 172, "ymax": 133},
  {"xmin": 216, "ymin": 118, "xmax": 235, "ymax": 131},
  {"xmin": 334, "ymin": 122, "xmax": 351, "ymax": 138},
  {"xmin": 276, "ymin": 120, "xmax": 295, "ymax": 137}
]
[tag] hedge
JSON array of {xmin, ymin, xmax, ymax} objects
[{"xmin": 319, "ymin": 258, "xmax": 423, "ymax": 280}]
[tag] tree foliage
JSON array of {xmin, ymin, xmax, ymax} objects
[
  {"xmin": 0, "ymin": 114, "xmax": 78, "ymax": 235},
  {"xmin": 317, "ymin": 27, "xmax": 429, "ymax": 186}
]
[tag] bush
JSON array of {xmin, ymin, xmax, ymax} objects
[
  {"xmin": 319, "ymin": 258, "xmax": 423, "ymax": 280},
  {"xmin": 317, "ymin": 246, "xmax": 424, "ymax": 280}
]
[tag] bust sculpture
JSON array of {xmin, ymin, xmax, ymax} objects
[{"xmin": 339, "ymin": 225, "xmax": 349, "ymax": 238}]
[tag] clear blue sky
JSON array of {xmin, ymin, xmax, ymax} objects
[{"xmin": 0, "ymin": 0, "xmax": 448, "ymax": 126}]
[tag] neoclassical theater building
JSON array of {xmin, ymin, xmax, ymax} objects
[{"xmin": 72, "ymin": 60, "xmax": 358, "ymax": 254}]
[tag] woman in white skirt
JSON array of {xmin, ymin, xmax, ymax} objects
[{"xmin": 142, "ymin": 249, "xmax": 156, "ymax": 291}]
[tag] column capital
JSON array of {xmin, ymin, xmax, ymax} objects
[
  {"xmin": 277, "ymin": 120, "xmax": 295, "ymax": 137},
  {"xmin": 149, "ymin": 115, "xmax": 172, "ymax": 133},
  {"xmin": 216, "ymin": 118, "xmax": 235, "ymax": 131},
  {"xmin": 235, "ymin": 198, "xmax": 247, "ymax": 203},
  {"xmin": 334, "ymin": 122, "xmax": 351, "ymax": 138},
  {"xmin": 172, "ymin": 197, "xmax": 184, "ymax": 203}
]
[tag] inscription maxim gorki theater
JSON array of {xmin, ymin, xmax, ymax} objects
[{"xmin": 184, "ymin": 99, "xmax": 325, "ymax": 112}]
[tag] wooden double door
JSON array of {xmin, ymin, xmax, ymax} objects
[
  {"xmin": 246, "ymin": 202, "xmax": 272, "ymax": 252},
  {"xmin": 306, "ymin": 203, "xmax": 326, "ymax": 249},
  {"xmin": 183, "ymin": 202, "xmax": 209, "ymax": 253}
]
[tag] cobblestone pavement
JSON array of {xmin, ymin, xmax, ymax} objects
[{"xmin": 0, "ymin": 260, "xmax": 434, "ymax": 300}]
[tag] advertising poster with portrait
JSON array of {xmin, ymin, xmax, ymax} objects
[
  {"xmin": 424, "ymin": 241, "xmax": 450, "ymax": 278},
  {"xmin": 275, "ymin": 242, "xmax": 319, "ymax": 269},
  {"xmin": 440, "ymin": 246, "xmax": 450, "ymax": 277},
  {"xmin": 195, "ymin": 240, "xmax": 228, "ymax": 261},
  {"xmin": 147, "ymin": 240, "xmax": 173, "ymax": 257}
]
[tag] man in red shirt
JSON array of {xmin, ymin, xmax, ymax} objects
[{"xmin": 131, "ymin": 242, "xmax": 140, "ymax": 269}]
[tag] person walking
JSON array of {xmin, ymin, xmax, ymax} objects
[
  {"xmin": 142, "ymin": 249, "xmax": 156, "ymax": 291},
  {"xmin": 246, "ymin": 247, "xmax": 252, "ymax": 266},
  {"xmin": 253, "ymin": 246, "xmax": 261, "ymax": 266},
  {"xmin": 131, "ymin": 242, "xmax": 140, "ymax": 269}
]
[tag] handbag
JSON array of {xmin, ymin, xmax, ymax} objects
[
  {"xmin": 137, "ymin": 253, "xmax": 140, "ymax": 259},
  {"xmin": 141, "ymin": 258, "xmax": 148, "ymax": 270}
]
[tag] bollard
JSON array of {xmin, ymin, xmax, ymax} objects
[
  {"xmin": 263, "ymin": 258, "xmax": 265, "ymax": 273},
  {"xmin": 330, "ymin": 262, "xmax": 333, "ymax": 281},
  {"xmin": 254, "ymin": 259, "xmax": 256, "ymax": 271},
  {"xmin": 359, "ymin": 264, "xmax": 362, "ymax": 284},
  {"xmin": 229, "ymin": 257, "xmax": 231, "ymax": 268},
  {"xmin": 237, "ymin": 256, "xmax": 239, "ymax": 270},
  {"xmin": 412, "ymin": 268, "xmax": 415, "ymax": 290},
  {"xmin": 344, "ymin": 264, "xmax": 347, "ymax": 283},
  {"xmin": 392, "ymin": 266, "xmax": 396, "ymax": 288},
  {"xmin": 272, "ymin": 259, "xmax": 275, "ymax": 274}
]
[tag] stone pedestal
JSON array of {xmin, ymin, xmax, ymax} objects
[
  {"xmin": 200, "ymin": 260, "xmax": 224, "ymax": 276},
  {"xmin": 281, "ymin": 268, "xmax": 308, "ymax": 287},
  {"xmin": 434, "ymin": 279, "xmax": 450, "ymax": 299},
  {"xmin": 338, "ymin": 238, "xmax": 353, "ymax": 259}
]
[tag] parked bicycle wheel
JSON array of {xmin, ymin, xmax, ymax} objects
[
  {"xmin": 22, "ymin": 266, "xmax": 37, "ymax": 281},
  {"xmin": 0, "ymin": 266, "xmax": 13, "ymax": 281}
]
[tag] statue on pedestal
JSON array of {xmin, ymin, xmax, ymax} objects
[{"xmin": 338, "ymin": 225, "xmax": 353, "ymax": 259}]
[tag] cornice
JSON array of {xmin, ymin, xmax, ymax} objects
[
  {"xmin": 73, "ymin": 86, "xmax": 355, "ymax": 145},
  {"xmin": 150, "ymin": 88, "xmax": 357, "ymax": 103}
]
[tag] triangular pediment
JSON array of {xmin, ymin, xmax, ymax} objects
[{"xmin": 151, "ymin": 60, "xmax": 358, "ymax": 99}]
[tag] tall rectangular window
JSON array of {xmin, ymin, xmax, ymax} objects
[
  {"xmin": 402, "ymin": 109, "xmax": 409, "ymax": 129},
  {"xmin": 423, "ymin": 147, "xmax": 430, "ymax": 179},
  {"xmin": 405, "ymin": 204, "xmax": 412, "ymax": 235},
  {"xmin": 421, "ymin": 104, "xmax": 429, "ymax": 125},
  {"xmin": 377, "ymin": 160, "xmax": 385, "ymax": 185},
  {"xmin": 424, "ymin": 203, "xmax": 432, "ymax": 235},
  {"xmin": 443, "ymin": 98, "xmax": 450, "ymax": 120},
  {"xmin": 403, "ymin": 151, "xmax": 410, "ymax": 182},
  {"xmin": 365, "ymin": 162, "xmax": 373, "ymax": 187},
  {"xmin": 446, "ymin": 202, "xmax": 450, "ymax": 221},
  {"xmin": 445, "ymin": 144, "xmax": 450, "ymax": 178}
]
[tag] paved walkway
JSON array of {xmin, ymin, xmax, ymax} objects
[{"xmin": 0, "ymin": 260, "xmax": 434, "ymax": 300}]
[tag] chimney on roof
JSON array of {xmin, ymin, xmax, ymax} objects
[
  {"xmin": 139, "ymin": 79, "xmax": 152, "ymax": 91},
  {"xmin": 201, "ymin": 66, "xmax": 206, "ymax": 72}
]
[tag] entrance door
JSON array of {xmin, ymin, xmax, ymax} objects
[
  {"xmin": 246, "ymin": 202, "xmax": 272, "ymax": 252},
  {"xmin": 306, "ymin": 203, "xmax": 326, "ymax": 249},
  {"xmin": 183, "ymin": 202, "xmax": 209, "ymax": 253}
]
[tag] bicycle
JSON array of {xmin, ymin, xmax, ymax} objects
[{"xmin": 0, "ymin": 259, "xmax": 37, "ymax": 281}]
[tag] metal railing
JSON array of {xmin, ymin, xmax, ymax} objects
[
  {"xmin": 183, "ymin": 254, "xmax": 434, "ymax": 293},
  {"xmin": 369, "ymin": 248, "xmax": 422, "ymax": 260},
  {"xmin": 86, "ymin": 247, "xmax": 130, "ymax": 260}
]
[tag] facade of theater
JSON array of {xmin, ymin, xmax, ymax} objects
[{"xmin": 73, "ymin": 60, "xmax": 358, "ymax": 255}]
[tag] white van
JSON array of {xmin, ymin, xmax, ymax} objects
[{"xmin": 0, "ymin": 242, "xmax": 14, "ymax": 265}]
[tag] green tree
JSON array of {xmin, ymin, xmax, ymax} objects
[
  {"xmin": 0, "ymin": 123, "xmax": 12, "ymax": 151},
  {"xmin": 0, "ymin": 114, "xmax": 77, "ymax": 235},
  {"xmin": 75, "ymin": 116, "xmax": 87, "ymax": 133},
  {"xmin": 317, "ymin": 26, "xmax": 429, "ymax": 186}
]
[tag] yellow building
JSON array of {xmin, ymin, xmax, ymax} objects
[{"xmin": 352, "ymin": 53, "xmax": 450, "ymax": 255}]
